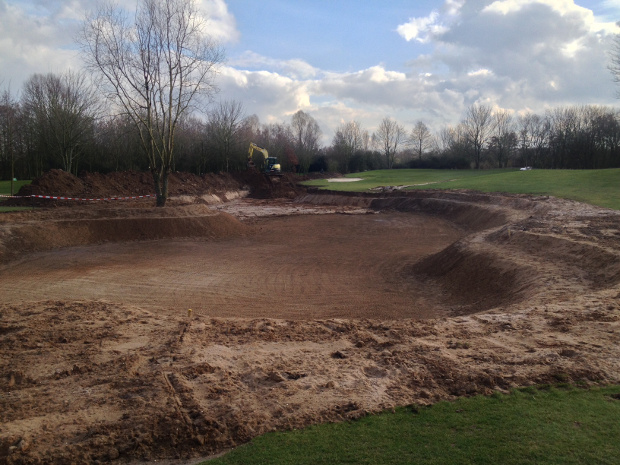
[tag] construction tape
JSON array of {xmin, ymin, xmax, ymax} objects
[{"xmin": 1, "ymin": 194, "xmax": 155, "ymax": 201}]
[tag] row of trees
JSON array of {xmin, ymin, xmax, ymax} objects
[
  {"xmin": 0, "ymin": 75, "xmax": 323, "ymax": 179},
  {"xmin": 432, "ymin": 104, "xmax": 620, "ymax": 171},
  {"xmin": 3, "ymin": 0, "xmax": 620, "ymax": 205},
  {"xmin": 329, "ymin": 104, "xmax": 620, "ymax": 173},
  {"xmin": 4, "ymin": 74, "xmax": 620, "ymax": 184}
]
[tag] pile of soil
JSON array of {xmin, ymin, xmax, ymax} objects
[{"xmin": 12, "ymin": 169, "xmax": 305, "ymax": 204}]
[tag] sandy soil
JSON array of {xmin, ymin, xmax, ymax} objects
[{"xmin": 2, "ymin": 176, "xmax": 620, "ymax": 464}]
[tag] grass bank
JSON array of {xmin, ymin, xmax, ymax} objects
[
  {"xmin": 0, "ymin": 179, "xmax": 31, "ymax": 212},
  {"xmin": 304, "ymin": 169, "xmax": 620, "ymax": 210},
  {"xmin": 207, "ymin": 385, "xmax": 620, "ymax": 465}
]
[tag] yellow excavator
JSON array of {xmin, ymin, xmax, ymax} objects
[{"xmin": 248, "ymin": 143, "xmax": 282, "ymax": 175}]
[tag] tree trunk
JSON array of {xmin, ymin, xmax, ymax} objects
[{"xmin": 152, "ymin": 168, "xmax": 168, "ymax": 207}]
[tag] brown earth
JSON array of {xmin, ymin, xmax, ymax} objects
[{"xmin": 1, "ymin": 171, "xmax": 620, "ymax": 464}]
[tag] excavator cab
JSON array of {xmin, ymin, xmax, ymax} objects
[
  {"xmin": 248, "ymin": 143, "xmax": 282, "ymax": 175},
  {"xmin": 265, "ymin": 157, "xmax": 280, "ymax": 173}
]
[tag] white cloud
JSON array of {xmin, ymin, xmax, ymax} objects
[
  {"xmin": 217, "ymin": 66, "xmax": 314, "ymax": 123},
  {"xmin": 199, "ymin": 0, "xmax": 240, "ymax": 43},
  {"xmin": 0, "ymin": 0, "xmax": 83, "ymax": 86},
  {"xmin": 396, "ymin": 11, "xmax": 443, "ymax": 43},
  {"xmin": 400, "ymin": 0, "xmax": 619, "ymax": 115},
  {"xmin": 484, "ymin": 0, "xmax": 616, "ymax": 33},
  {"xmin": 445, "ymin": 0, "xmax": 466, "ymax": 15},
  {"xmin": 0, "ymin": 0, "xmax": 241, "ymax": 91},
  {"xmin": 467, "ymin": 68, "xmax": 493, "ymax": 77},
  {"xmin": 230, "ymin": 51, "xmax": 319, "ymax": 79}
]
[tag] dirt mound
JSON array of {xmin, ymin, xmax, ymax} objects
[
  {"xmin": 78, "ymin": 170, "xmax": 155, "ymax": 197},
  {"xmin": 230, "ymin": 171, "xmax": 306, "ymax": 199},
  {"xmin": 12, "ymin": 169, "xmax": 304, "ymax": 204},
  {"xmin": 18, "ymin": 169, "xmax": 88, "ymax": 197}
]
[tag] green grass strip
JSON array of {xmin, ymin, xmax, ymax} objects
[
  {"xmin": 0, "ymin": 179, "xmax": 31, "ymax": 196},
  {"xmin": 0, "ymin": 180, "xmax": 32, "ymax": 212},
  {"xmin": 303, "ymin": 169, "xmax": 620, "ymax": 210},
  {"xmin": 207, "ymin": 385, "xmax": 620, "ymax": 465}
]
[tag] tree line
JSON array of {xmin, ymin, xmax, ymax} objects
[
  {"xmin": 331, "ymin": 104, "xmax": 620, "ymax": 173},
  {"xmin": 3, "ymin": 0, "xmax": 620, "ymax": 206},
  {"xmin": 0, "ymin": 77, "xmax": 324, "ymax": 181},
  {"xmin": 3, "ymin": 74, "xmax": 620, "ymax": 184}
]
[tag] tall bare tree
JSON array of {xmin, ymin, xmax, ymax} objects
[
  {"xmin": 80, "ymin": 0, "xmax": 223, "ymax": 206},
  {"xmin": 409, "ymin": 120, "xmax": 433, "ymax": 161},
  {"xmin": 374, "ymin": 117, "xmax": 405, "ymax": 169},
  {"xmin": 291, "ymin": 110, "xmax": 321, "ymax": 173},
  {"xmin": 609, "ymin": 24, "xmax": 620, "ymax": 97},
  {"xmin": 491, "ymin": 109, "xmax": 515, "ymax": 168},
  {"xmin": 332, "ymin": 120, "xmax": 363, "ymax": 172},
  {"xmin": 207, "ymin": 100, "xmax": 245, "ymax": 172},
  {"xmin": 462, "ymin": 104, "xmax": 493, "ymax": 169},
  {"xmin": 0, "ymin": 88, "xmax": 17, "ymax": 192},
  {"xmin": 256, "ymin": 122, "xmax": 295, "ymax": 171},
  {"xmin": 22, "ymin": 71, "xmax": 100, "ymax": 174}
]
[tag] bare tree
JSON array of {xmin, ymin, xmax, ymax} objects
[
  {"xmin": 517, "ymin": 112, "xmax": 535, "ymax": 167},
  {"xmin": 207, "ymin": 100, "xmax": 245, "ymax": 172},
  {"xmin": 22, "ymin": 71, "xmax": 101, "ymax": 174},
  {"xmin": 173, "ymin": 115, "xmax": 207, "ymax": 173},
  {"xmin": 409, "ymin": 120, "xmax": 433, "ymax": 161},
  {"xmin": 490, "ymin": 109, "xmax": 515, "ymax": 168},
  {"xmin": 339, "ymin": 121, "xmax": 364, "ymax": 155},
  {"xmin": 0, "ymin": 87, "xmax": 20, "ymax": 193},
  {"xmin": 95, "ymin": 114, "xmax": 144, "ymax": 171},
  {"xmin": 530, "ymin": 113, "xmax": 550, "ymax": 167},
  {"xmin": 332, "ymin": 120, "xmax": 363, "ymax": 172},
  {"xmin": 255, "ymin": 122, "xmax": 295, "ymax": 171},
  {"xmin": 462, "ymin": 104, "xmax": 493, "ymax": 169},
  {"xmin": 80, "ymin": 0, "xmax": 224, "ymax": 206},
  {"xmin": 374, "ymin": 117, "xmax": 405, "ymax": 169},
  {"xmin": 291, "ymin": 110, "xmax": 321, "ymax": 173}
]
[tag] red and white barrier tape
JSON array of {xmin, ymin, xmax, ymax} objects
[{"xmin": 1, "ymin": 194, "xmax": 155, "ymax": 201}]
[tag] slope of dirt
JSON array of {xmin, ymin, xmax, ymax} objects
[
  {"xmin": 0, "ymin": 203, "xmax": 249, "ymax": 263},
  {"xmin": 10, "ymin": 169, "xmax": 305, "ymax": 206},
  {"xmin": 2, "ymin": 173, "xmax": 620, "ymax": 464}
]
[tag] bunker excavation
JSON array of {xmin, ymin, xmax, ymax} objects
[{"xmin": 1, "ymin": 170, "xmax": 620, "ymax": 464}]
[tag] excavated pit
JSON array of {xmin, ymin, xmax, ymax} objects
[
  {"xmin": 2, "ymin": 183, "xmax": 620, "ymax": 465},
  {"xmin": 1, "ymin": 191, "xmax": 548, "ymax": 318}
]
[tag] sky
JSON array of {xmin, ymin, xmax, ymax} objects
[{"xmin": 2, "ymin": 0, "xmax": 620, "ymax": 145}]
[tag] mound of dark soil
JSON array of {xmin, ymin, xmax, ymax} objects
[
  {"xmin": 12, "ymin": 169, "xmax": 306, "ymax": 204},
  {"xmin": 230, "ymin": 170, "xmax": 306, "ymax": 199}
]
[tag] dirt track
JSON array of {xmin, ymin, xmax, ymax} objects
[{"xmin": 2, "ymin": 186, "xmax": 620, "ymax": 464}]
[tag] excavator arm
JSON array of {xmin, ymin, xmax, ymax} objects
[{"xmin": 248, "ymin": 143, "xmax": 269, "ymax": 168}]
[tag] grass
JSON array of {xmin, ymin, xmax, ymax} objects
[
  {"xmin": 303, "ymin": 168, "xmax": 620, "ymax": 210},
  {"xmin": 206, "ymin": 385, "xmax": 620, "ymax": 465},
  {"xmin": 0, "ymin": 179, "xmax": 31, "ymax": 212}
]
